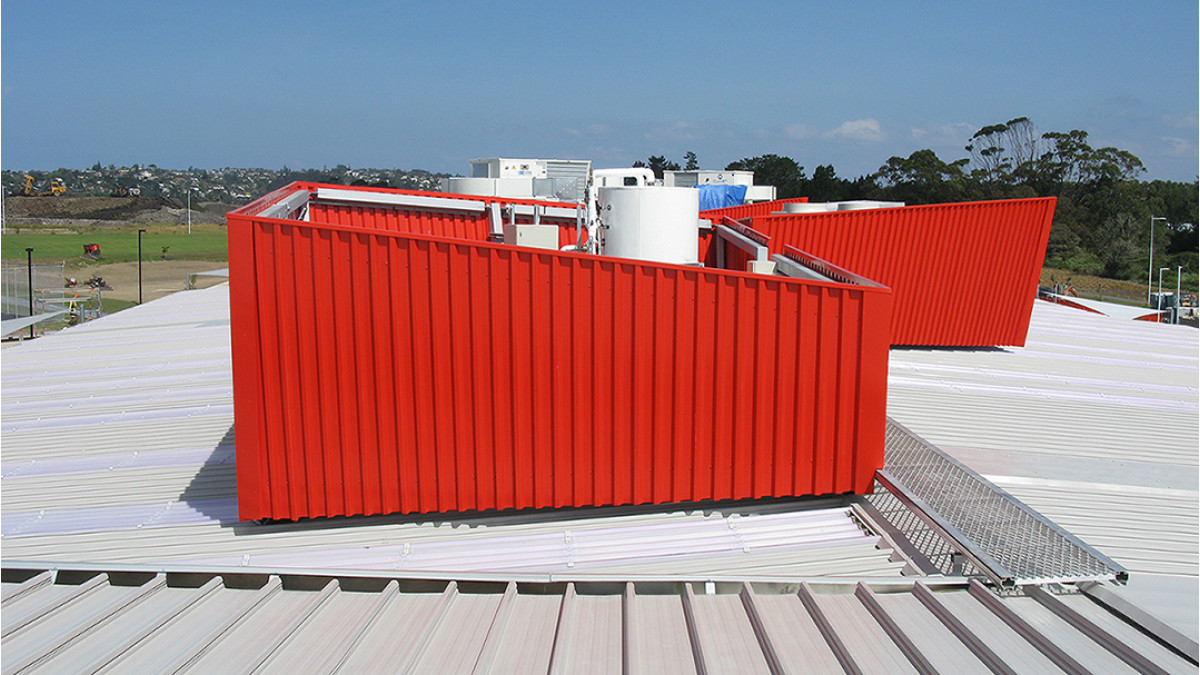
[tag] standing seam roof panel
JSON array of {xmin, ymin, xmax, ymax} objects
[{"xmin": 6, "ymin": 571, "xmax": 1196, "ymax": 674}]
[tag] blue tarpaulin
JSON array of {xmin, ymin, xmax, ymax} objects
[{"xmin": 696, "ymin": 184, "xmax": 747, "ymax": 211}]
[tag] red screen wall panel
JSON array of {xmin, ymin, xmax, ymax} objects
[
  {"xmin": 228, "ymin": 184, "xmax": 893, "ymax": 521},
  {"xmin": 746, "ymin": 198, "xmax": 1055, "ymax": 346},
  {"xmin": 308, "ymin": 193, "xmax": 585, "ymax": 249}
]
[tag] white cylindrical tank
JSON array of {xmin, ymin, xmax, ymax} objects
[
  {"xmin": 597, "ymin": 186, "xmax": 699, "ymax": 265},
  {"xmin": 837, "ymin": 200, "xmax": 880, "ymax": 211},
  {"xmin": 778, "ymin": 202, "xmax": 835, "ymax": 214},
  {"xmin": 836, "ymin": 200, "xmax": 905, "ymax": 210}
]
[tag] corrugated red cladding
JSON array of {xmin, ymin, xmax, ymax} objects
[
  {"xmin": 310, "ymin": 196, "xmax": 582, "ymax": 248},
  {"xmin": 228, "ymin": 184, "xmax": 893, "ymax": 521},
  {"xmin": 743, "ymin": 198, "xmax": 1056, "ymax": 347}
]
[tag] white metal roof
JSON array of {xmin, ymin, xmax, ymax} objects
[
  {"xmin": 887, "ymin": 299, "xmax": 1199, "ymax": 639},
  {"xmin": 0, "ymin": 284, "xmax": 902, "ymax": 581},
  {"xmin": 1043, "ymin": 293, "xmax": 1167, "ymax": 320},
  {"xmin": 3, "ymin": 568, "xmax": 1196, "ymax": 674},
  {"xmin": 3, "ymin": 284, "xmax": 1198, "ymax": 670}
]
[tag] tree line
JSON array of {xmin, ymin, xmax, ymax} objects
[{"xmin": 636, "ymin": 118, "xmax": 1198, "ymax": 285}]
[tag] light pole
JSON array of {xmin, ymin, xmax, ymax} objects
[
  {"xmin": 1158, "ymin": 267, "xmax": 1169, "ymax": 320},
  {"xmin": 1177, "ymin": 266, "xmax": 1184, "ymax": 325},
  {"xmin": 186, "ymin": 182, "xmax": 199, "ymax": 235},
  {"xmin": 1148, "ymin": 216, "xmax": 1166, "ymax": 305},
  {"xmin": 138, "ymin": 229, "xmax": 146, "ymax": 304},
  {"xmin": 25, "ymin": 247, "xmax": 34, "ymax": 339}
]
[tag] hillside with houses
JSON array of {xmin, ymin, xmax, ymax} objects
[{"xmin": 3, "ymin": 165, "xmax": 452, "ymax": 205}]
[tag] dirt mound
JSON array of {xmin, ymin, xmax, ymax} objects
[
  {"xmin": 7, "ymin": 195, "xmax": 171, "ymax": 220},
  {"xmin": 4, "ymin": 196, "xmax": 233, "ymax": 225},
  {"xmin": 1040, "ymin": 267, "xmax": 1147, "ymax": 302},
  {"xmin": 145, "ymin": 201, "xmax": 236, "ymax": 225}
]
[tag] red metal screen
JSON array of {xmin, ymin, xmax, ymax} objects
[
  {"xmin": 228, "ymin": 184, "xmax": 893, "ymax": 521},
  {"xmin": 743, "ymin": 198, "xmax": 1056, "ymax": 346},
  {"xmin": 308, "ymin": 185, "xmax": 585, "ymax": 248}
]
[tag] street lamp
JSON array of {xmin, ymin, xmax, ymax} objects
[
  {"xmin": 138, "ymin": 229, "xmax": 146, "ymax": 304},
  {"xmin": 1177, "ymin": 266, "xmax": 1184, "ymax": 325},
  {"xmin": 25, "ymin": 247, "xmax": 34, "ymax": 339},
  {"xmin": 186, "ymin": 185, "xmax": 197, "ymax": 235},
  {"xmin": 1148, "ymin": 216, "xmax": 1167, "ymax": 305},
  {"xmin": 1158, "ymin": 267, "xmax": 1169, "ymax": 320}
]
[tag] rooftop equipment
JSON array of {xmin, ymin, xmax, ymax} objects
[
  {"xmin": 665, "ymin": 169, "xmax": 776, "ymax": 202},
  {"xmin": 444, "ymin": 158, "xmax": 591, "ymax": 202},
  {"xmin": 594, "ymin": 185, "xmax": 700, "ymax": 265},
  {"xmin": 591, "ymin": 167, "xmax": 655, "ymax": 188},
  {"xmin": 775, "ymin": 200, "xmax": 905, "ymax": 214}
]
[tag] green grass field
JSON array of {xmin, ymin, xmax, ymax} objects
[
  {"xmin": 101, "ymin": 297, "xmax": 138, "ymax": 313},
  {"xmin": 2, "ymin": 224, "xmax": 229, "ymax": 266}
]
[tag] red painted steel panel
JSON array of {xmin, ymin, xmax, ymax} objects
[
  {"xmin": 228, "ymin": 183, "xmax": 892, "ymax": 521},
  {"xmin": 747, "ymin": 198, "xmax": 1056, "ymax": 346},
  {"xmin": 308, "ymin": 198, "xmax": 585, "ymax": 249}
]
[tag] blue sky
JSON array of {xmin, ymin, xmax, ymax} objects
[{"xmin": 3, "ymin": 1, "xmax": 1197, "ymax": 181}]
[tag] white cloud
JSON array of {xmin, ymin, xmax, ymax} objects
[
  {"xmin": 1161, "ymin": 136, "xmax": 1195, "ymax": 156},
  {"xmin": 644, "ymin": 121, "xmax": 719, "ymax": 143},
  {"xmin": 825, "ymin": 119, "xmax": 884, "ymax": 142},
  {"xmin": 1101, "ymin": 96, "xmax": 1145, "ymax": 117},
  {"xmin": 1162, "ymin": 111, "xmax": 1199, "ymax": 129},
  {"xmin": 910, "ymin": 122, "xmax": 975, "ymax": 147},
  {"xmin": 586, "ymin": 146, "xmax": 630, "ymax": 162},
  {"xmin": 784, "ymin": 123, "xmax": 814, "ymax": 140},
  {"xmin": 563, "ymin": 124, "xmax": 614, "ymax": 137}
]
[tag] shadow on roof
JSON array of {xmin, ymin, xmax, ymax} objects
[
  {"xmin": 177, "ymin": 424, "xmax": 239, "ymax": 525},
  {"xmin": 891, "ymin": 345, "xmax": 1012, "ymax": 353},
  {"xmin": 219, "ymin": 490, "xmax": 856, "ymax": 537}
]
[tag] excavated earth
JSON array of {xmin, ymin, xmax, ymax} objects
[{"xmin": 4, "ymin": 196, "xmax": 236, "ymax": 226}]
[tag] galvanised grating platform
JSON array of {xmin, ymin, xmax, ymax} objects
[{"xmin": 865, "ymin": 419, "xmax": 1127, "ymax": 588}]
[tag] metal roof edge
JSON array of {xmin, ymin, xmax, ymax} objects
[
  {"xmin": 0, "ymin": 560, "xmax": 972, "ymax": 592},
  {"xmin": 1079, "ymin": 581, "xmax": 1200, "ymax": 664},
  {"xmin": 229, "ymin": 201, "xmax": 893, "ymax": 291}
]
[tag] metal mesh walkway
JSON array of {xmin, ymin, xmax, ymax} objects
[{"xmin": 865, "ymin": 419, "xmax": 1127, "ymax": 587}]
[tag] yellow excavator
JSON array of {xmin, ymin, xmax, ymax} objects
[{"xmin": 18, "ymin": 174, "xmax": 66, "ymax": 196}]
